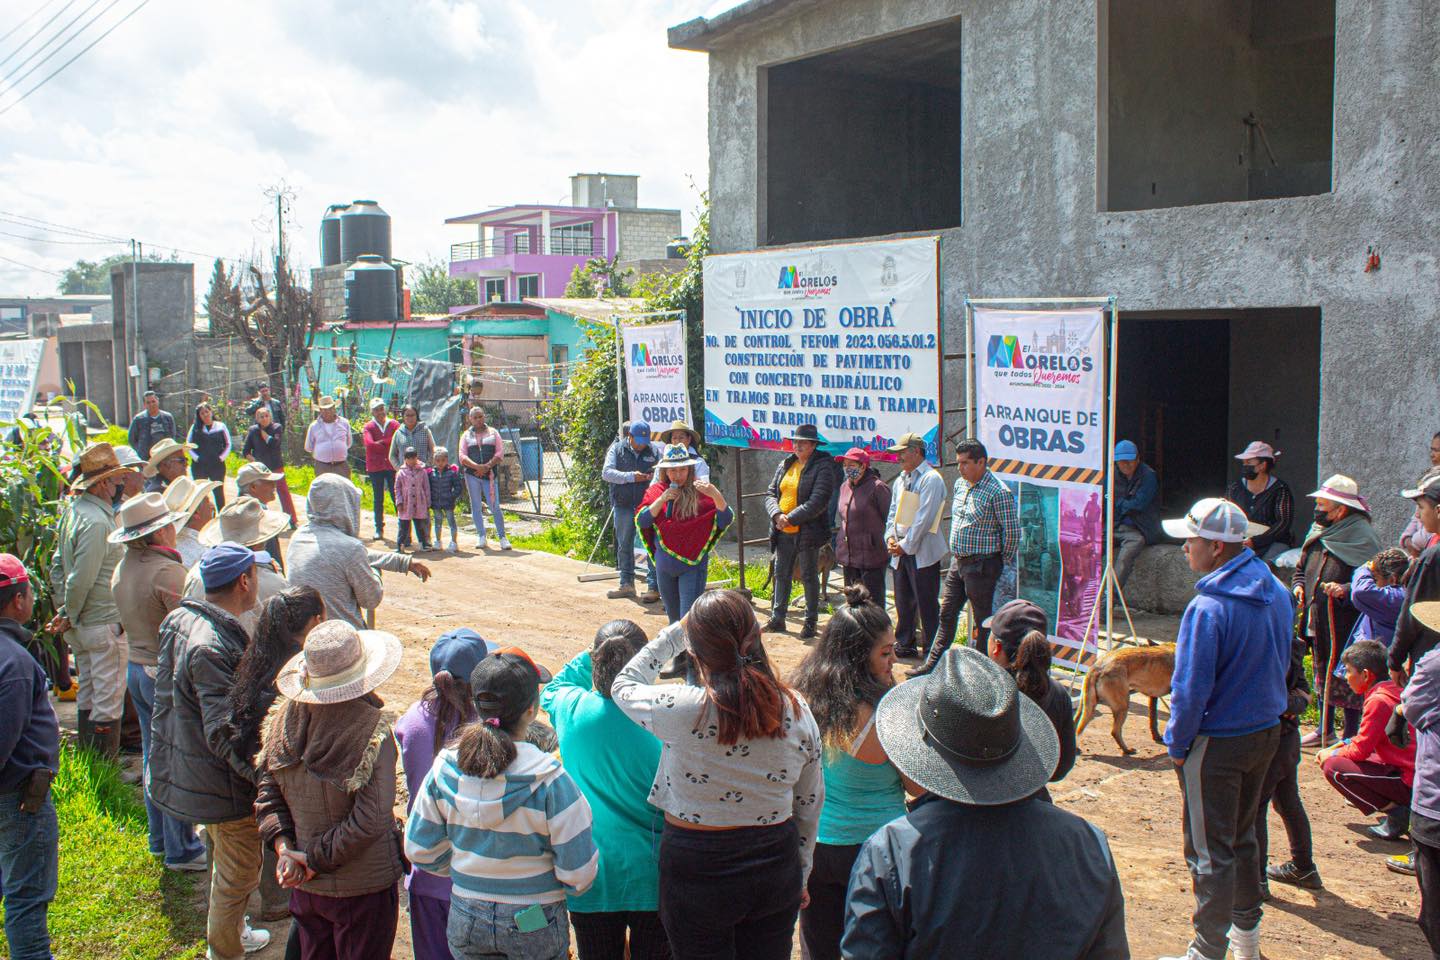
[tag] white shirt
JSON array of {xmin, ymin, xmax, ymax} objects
[{"xmin": 305, "ymin": 416, "xmax": 352, "ymax": 464}]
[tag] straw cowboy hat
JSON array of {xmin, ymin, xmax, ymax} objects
[
  {"xmin": 876, "ymin": 646, "xmax": 1058, "ymax": 806},
  {"xmin": 70, "ymin": 442, "xmax": 136, "ymax": 492},
  {"xmin": 315, "ymin": 395, "xmax": 337, "ymax": 411},
  {"xmin": 1308, "ymin": 474, "xmax": 1369, "ymax": 513},
  {"xmin": 200, "ymin": 496, "xmax": 290, "ymax": 548},
  {"xmin": 164, "ymin": 475, "xmax": 221, "ymax": 524},
  {"xmin": 1410, "ymin": 602, "xmax": 1440, "ymax": 633},
  {"xmin": 276, "ymin": 620, "xmax": 402, "ymax": 704},
  {"xmin": 658, "ymin": 443, "xmax": 703, "ymax": 471},
  {"xmin": 659, "ymin": 420, "xmax": 699, "ymax": 445},
  {"xmin": 142, "ymin": 438, "xmax": 195, "ymax": 478},
  {"xmin": 107, "ymin": 492, "xmax": 185, "ymax": 544}
]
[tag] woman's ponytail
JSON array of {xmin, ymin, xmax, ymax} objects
[
  {"xmin": 1010, "ymin": 629, "xmax": 1053, "ymax": 701},
  {"xmin": 455, "ymin": 712, "xmax": 518, "ymax": 778}
]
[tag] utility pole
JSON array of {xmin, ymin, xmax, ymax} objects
[{"xmin": 130, "ymin": 238, "xmax": 142, "ymax": 417}]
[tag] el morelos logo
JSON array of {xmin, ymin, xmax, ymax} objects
[
  {"xmin": 987, "ymin": 322, "xmax": 1094, "ymax": 377},
  {"xmin": 630, "ymin": 343, "xmax": 683, "ymax": 368},
  {"xmin": 987, "ymin": 335, "xmax": 1022, "ymax": 368},
  {"xmin": 777, "ymin": 255, "xmax": 838, "ymax": 296}
]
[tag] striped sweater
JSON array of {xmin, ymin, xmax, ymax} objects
[{"xmin": 405, "ymin": 741, "xmax": 598, "ymax": 905}]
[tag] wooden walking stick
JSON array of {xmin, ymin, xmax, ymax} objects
[{"xmin": 1320, "ymin": 593, "xmax": 1342, "ymax": 749}]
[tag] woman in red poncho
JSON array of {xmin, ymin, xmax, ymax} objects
[{"xmin": 637, "ymin": 444, "xmax": 734, "ymax": 624}]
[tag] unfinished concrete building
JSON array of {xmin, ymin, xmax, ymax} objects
[{"xmin": 671, "ymin": 0, "xmax": 1439, "ymax": 544}]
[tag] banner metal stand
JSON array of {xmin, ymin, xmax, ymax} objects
[{"xmin": 962, "ymin": 294, "xmax": 1120, "ymax": 676}]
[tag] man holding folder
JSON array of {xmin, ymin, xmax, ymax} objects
[{"xmin": 885, "ymin": 432, "xmax": 947, "ymax": 660}]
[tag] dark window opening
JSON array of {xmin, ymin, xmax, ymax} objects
[
  {"xmin": 1102, "ymin": 0, "xmax": 1335, "ymax": 211},
  {"xmin": 762, "ymin": 19, "xmax": 962, "ymax": 246}
]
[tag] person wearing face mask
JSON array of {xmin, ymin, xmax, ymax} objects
[
  {"xmin": 835, "ymin": 448, "xmax": 891, "ymax": 610},
  {"xmin": 1225, "ymin": 442, "xmax": 1295, "ymax": 562},
  {"xmin": 1292, "ymin": 475, "xmax": 1382, "ymax": 747}
]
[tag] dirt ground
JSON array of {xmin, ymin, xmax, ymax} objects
[{"xmin": 208, "ymin": 533, "xmax": 1429, "ymax": 959}]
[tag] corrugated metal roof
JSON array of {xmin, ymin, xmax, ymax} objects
[{"xmin": 524, "ymin": 297, "xmax": 649, "ymax": 323}]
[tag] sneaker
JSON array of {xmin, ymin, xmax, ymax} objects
[
  {"xmin": 1387, "ymin": 851, "xmax": 1417, "ymax": 876},
  {"xmin": 448, "ymin": 541, "xmax": 458, "ymax": 553},
  {"xmin": 499, "ymin": 538, "xmax": 512, "ymax": 551},
  {"xmin": 1228, "ymin": 924, "xmax": 1260, "ymax": 960},
  {"xmin": 164, "ymin": 850, "xmax": 209, "ymax": 873},
  {"xmin": 240, "ymin": 917, "xmax": 271, "ymax": 953},
  {"xmin": 1156, "ymin": 950, "xmax": 1212, "ymax": 960},
  {"xmin": 1266, "ymin": 860, "xmax": 1323, "ymax": 890},
  {"xmin": 762, "ymin": 617, "xmax": 787, "ymax": 634},
  {"xmin": 476, "ymin": 535, "xmax": 488, "ymax": 549},
  {"xmin": 639, "ymin": 589, "xmax": 661, "ymax": 604},
  {"xmin": 799, "ymin": 622, "xmax": 817, "ymax": 640},
  {"xmin": 607, "ymin": 584, "xmax": 637, "ymax": 599},
  {"xmin": 1299, "ymin": 730, "xmax": 1323, "ymax": 748}
]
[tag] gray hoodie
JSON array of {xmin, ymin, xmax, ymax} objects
[{"xmin": 287, "ymin": 474, "xmax": 411, "ymax": 628}]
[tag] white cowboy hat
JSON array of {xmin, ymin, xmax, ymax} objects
[
  {"xmin": 1410, "ymin": 601, "xmax": 1440, "ymax": 633},
  {"xmin": 200, "ymin": 496, "xmax": 290, "ymax": 548},
  {"xmin": 1308, "ymin": 474, "xmax": 1369, "ymax": 513},
  {"xmin": 658, "ymin": 443, "xmax": 702, "ymax": 470},
  {"xmin": 108, "ymin": 492, "xmax": 185, "ymax": 543},
  {"xmin": 142, "ymin": 438, "xmax": 196, "ymax": 478},
  {"xmin": 315, "ymin": 395, "xmax": 337, "ymax": 410},
  {"xmin": 164, "ymin": 475, "xmax": 221, "ymax": 524},
  {"xmin": 276, "ymin": 620, "xmax": 402, "ymax": 704}
]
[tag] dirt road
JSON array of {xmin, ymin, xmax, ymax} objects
[{"xmin": 259, "ymin": 539, "xmax": 1429, "ymax": 959}]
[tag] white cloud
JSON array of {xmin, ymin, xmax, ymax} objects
[{"xmin": 0, "ymin": 0, "xmax": 712, "ymax": 295}]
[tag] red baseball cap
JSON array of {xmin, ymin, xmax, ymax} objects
[
  {"xmin": 0, "ymin": 554, "xmax": 29, "ymax": 589},
  {"xmin": 840, "ymin": 447, "xmax": 871, "ymax": 466},
  {"xmin": 494, "ymin": 645, "xmax": 554, "ymax": 683}
]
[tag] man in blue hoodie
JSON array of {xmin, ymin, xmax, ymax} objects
[{"xmin": 1158, "ymin": 498, "xmax": 1292, "ymax": 960}]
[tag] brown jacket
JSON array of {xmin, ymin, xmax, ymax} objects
[
  {"xmin": 836, "ymin": 468, "xmax": 892, "ymax": 570},
  {"xmin": 111, "ymin": 544, "xmax": 186, "ymax": 667},
  {"xmin": 254, "ymin": 695, "xmax": 404, "ymax": 898}
]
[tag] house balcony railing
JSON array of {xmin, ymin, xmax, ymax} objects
[{"xmin": 450, "ymin": 234, "xmax": 601, "ymax": 262}]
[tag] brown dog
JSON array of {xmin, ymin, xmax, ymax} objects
[
  {"xmin": 763, "ymin": 541, "xmax": 836, "ymax": 602},
  {"xmin": 1074, "ymin": 643, "xmax": 1176, "ymax": 755}
]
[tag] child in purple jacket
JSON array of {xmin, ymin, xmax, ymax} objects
[
  {"xmin": 394, "ymin": 446, "xmax": 432, "ymax": 551},
  {"xmin": 427, "ymin": 447, "xmax": 465, "ymax": 553}
]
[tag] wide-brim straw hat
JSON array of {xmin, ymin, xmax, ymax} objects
[
  {"xmin": 1308, "ymin": 473, "xmax": 1369, "ymax": 513},
  {"xmin": 1410, "ymin": 602, "xmax": 1440, "ymax": 633},
  {"xmin": 315, "ymin": 395, "xmax": 337, "ymax": 410},
  {"xmin": 71, "ymin": 442, "xmax": 135, "ymax": 492},
  {"xmin": 164, "ymin": 475, "xmax": 221, "ymax": 523},
  {"xmin": 200, "ymin": 496, "xmax": 290, "ymax": 547},
  {"xmin": 659, "ymin": 420, "xmax": 698, "ymax": 444},
  {"xmin": 276, "ymin": 620, "xmax": 402, "ymax": 704},
  {"xmin": 107, "ymin": 492, "xmax": 185, "ymax": 543},
  {"xmin": 658, "ymin": 443, "xmax": 702, "ymax": 471},
  {"xmin": 875, "ymin": 646, "xmax": 1058, "ymax": 806},
  {"xmin": 143, "ymin": 438, "xmax": 195, "ymax": 478}
]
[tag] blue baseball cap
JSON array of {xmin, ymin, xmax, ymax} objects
[
  {"xmin": 199, "ymin": 541, "xmax": 271, "ymax": 591},
  {"xmin": 1113, "ymin": 440, "xmax": 1138, "ymax": 462},
  {"xmin": 429, "ymin": 628, "xmax": 498, "ymax": 682},
  {"xmin": 629, "ymin": 421, "xmax": 651, "ymax": 440}
]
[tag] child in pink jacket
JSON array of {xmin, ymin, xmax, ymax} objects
[{"xmin": 394, "ymin": 446, "xmax": 432, "ymax": 551}]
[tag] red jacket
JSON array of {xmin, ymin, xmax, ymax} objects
[
  {"xmin": 362, "ymin": 418, "xmax": 399, "ymax": 473},
  {"xmin": 1333, "ymin": 680, "xmax": 1416, "ymax": 784}
]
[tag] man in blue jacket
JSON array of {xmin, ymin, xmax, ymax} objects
[
  {"xmin": 1158, "ymin": 498, "xmax": 1292, "ymax": 960},
  {"xmin": 1111, "ymin": 439, "xmax": 1161, "ymax": 587}
]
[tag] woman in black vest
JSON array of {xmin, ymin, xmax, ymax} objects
[
  {"xmin": 188, "ymin": 401, "xmax": 230, "ymax": 509},
  {"xmin": 764, "ymin": 424, "xmax": 836, "ymax": 639}
]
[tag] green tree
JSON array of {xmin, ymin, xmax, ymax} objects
[
  {"xmin": 564, "ymin": 255, "xmax": 634, "ymax": 299},
  {"xmin": 203, "ymin": 258, "xmax": 231, "ymax": 334},
  {"xmin": 409, "ymin": 258, "xmax": 478, "ymax": 314},
  {"xmin": 542, "ymin": 200, "xmax": 709, "ymax": 556},
  {"xmin": 58, "ymin": 252, "xmax": 171, "ymax": 294}
]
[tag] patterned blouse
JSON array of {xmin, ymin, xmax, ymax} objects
[{"xmin": 612, "ymin": 621, "xmax": 824, "ymax": 881}]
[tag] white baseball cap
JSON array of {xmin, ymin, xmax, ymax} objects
[{"xmin": 1161, "ymin": 497, "xmax": 1268, "ymax": 543}]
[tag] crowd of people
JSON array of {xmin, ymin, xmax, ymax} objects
[{"xmin": 7, "ymin": 396, "xmax": 1440, "ymax": 960}]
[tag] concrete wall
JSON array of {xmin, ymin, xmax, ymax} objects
[
  {"xmin": 695, "ymin": 0, "xmax": 1440, "ymax": 539},
  {"xmin": 617, "ymin": 210, "xmax": 684, "ymax": 261},
  {"xmin": 192, "ymin": 336, "xmax": 270, "ymax": 402}
]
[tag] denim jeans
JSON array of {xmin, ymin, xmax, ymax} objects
[
  {"xmin": 446, "ymin": 897, "xmax": 570, "ymax": 960},
  {"xmin": 612, "ymin": 505, "xmax": 655, "ymax": 591},
  {"xmin": 126, "ymin": 663, "xmax": 205, "ymax": 865},
  {"xmin": 658, "ymin": 559, "xmax": 709, "ymax": 624},
  {"xmin": 0, "ymin": 791, "xmax": 58, "ymax": 960},
  {"xmin": 432, "ymin": 507, "xmax": 458, "ymax": 542},
  {"xmin": 368, "ymin": 470, "xmax": 395, "ymax": 536},
  {"xmin": 466, "ymin": 473, "xmax": 507, "ymax": 541}
]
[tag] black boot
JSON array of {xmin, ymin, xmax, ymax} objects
[
  {"xmin": 76, "ymin": 708, "xmax": 92, "ymax": 751},
  {"xmin": 762, "ymin": 616, "xmax": 787, "ymax": 634},
  {"xmin": 92, "ymin": 719, "xmax": 122, "ymax": 760},
  {"xmin": 799, "ymin": 621, "xmax": 817, "ymax": 640},
  {"xmin": 1369, "ymin": 805, "xmax": 1411, "ymax": 842}
]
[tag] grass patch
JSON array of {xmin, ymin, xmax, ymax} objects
[{"xmin": 43, "ymin": 745, "xmax": 205, "ymax": 959}]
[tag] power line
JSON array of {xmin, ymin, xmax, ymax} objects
[
  {"xmin": 0, "ymin": 227, "xmax": 122, "ymax": 245},
  {"xmin": 0, "ymin": 0, "xmax": 151, "ymax": 117},
  {"xmin": 0, "ymin": 0, "xmax": 65, "ymax": 48},
  {"xmin": 0, "ymin": 0, "xmax": 77, "ymax": 70},
  {"xmin": 1, "ymin": 0, "xmax": 115, "ymax": 93},
  {"xmin": 0, "ymin": 253, "xmax": 64, "ymax": 276},
  {"xmin": 0, "ymin": 210, "xmax": 125, "ymax": 242}
]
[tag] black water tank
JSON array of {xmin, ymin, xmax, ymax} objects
[
  {"xmin": 320, "ymin": 204, "xmax": 347, "ymax": 266},
  {"xmin": 344, "ymin": 255, "xmax": 398, "ymax": 321},
  {"xmin": 340, "ymin": 200, "xmax": 392, "ymax": 262}
]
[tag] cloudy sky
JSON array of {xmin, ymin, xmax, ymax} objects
[{"xmin": 0, "ymin": 0, "xmax": 721, "ymax": 296}]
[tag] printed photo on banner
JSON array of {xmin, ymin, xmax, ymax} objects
[
  {"xmin": 621, "ymin": 319, "xmax": 691, "ymax": 426},
  {"xmin": 0, "ymin": 339, "xmax": 45, "ymax": 424},
  {"xmin": 701, "ymin": 236, "xmax": 941, "ymax": 462}
]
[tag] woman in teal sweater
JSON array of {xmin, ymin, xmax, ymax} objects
[{"xmin": 540, "ymin": 620, "xmax": 667, "ymax": 960}]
